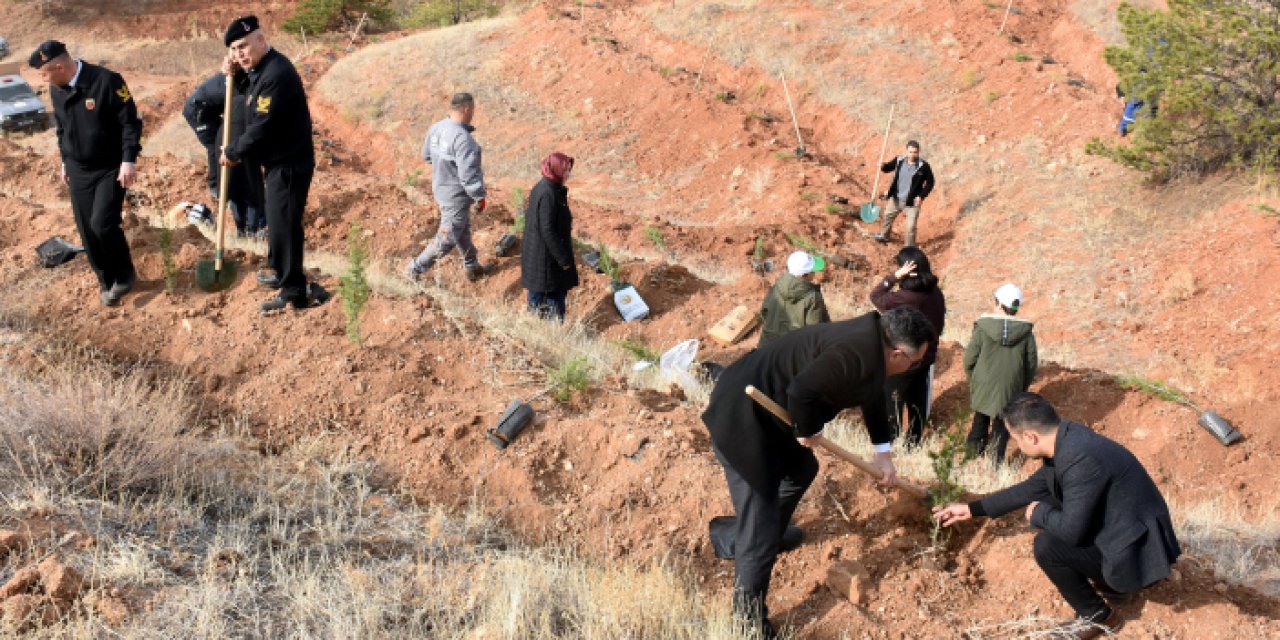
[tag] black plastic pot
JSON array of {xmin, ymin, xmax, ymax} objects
[
  {"xmin": 488, "ymin": 400, "xmax": 534, "ymax": 449},
  {"xmin": 1199, "ymin": 411, "xmax": 1242, "ymax": 446},
  {"xmin": 494, "ymin": 233, "xmax": 518, "ymax": 257}
]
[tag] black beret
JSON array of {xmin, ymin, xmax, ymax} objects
[
  {"xmin": 224, "ymin": 15, "xmax": 260, "ymax": 47},
  {"xmin": 28, "ymin": 40, "xmax": 68, "ymax": 69}
]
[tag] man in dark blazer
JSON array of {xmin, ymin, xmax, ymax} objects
[
  {"xmin": 934, "ymin": 393, "xmax": 1181, "ymax": 639},
  {"xmin": 702, "ymin": 306, "xmax": 936, "ymax": 639}
]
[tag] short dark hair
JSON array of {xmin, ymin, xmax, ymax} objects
[
  {"xmin": 906, "ymin": 140, "xmax": 921, "ymax": 150},
  {"xmin": 879, "ymin": 306, "xmax": 935, "ymax": 354},
  {"xmin": 450, "ymin": 92, "xmax": 475, "ymax": 110},
  {"xmin": 895, "ymin": 246, "xmax": 938, "ymax": 292},
  {"xmin": 1003, "ymin": 393, "xmax": 1060, "ymax": 434}
]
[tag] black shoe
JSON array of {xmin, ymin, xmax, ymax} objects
[
  {"xmin": 108, "ymin": 275, "xmax": 135, "ymax": 298},
  {"xmin": 100, "ymin": 289, "xmax": 119, "ymax": 307},
  {"xmin": 306, "ymin": 282, "xmax": 331, "ymax": 307},
  {"xmin": 1094, "ymin": 582, "xmax": 1135, "ymax": 605},
  {"xmin": 465, "ymin": 263, "xmax": 491, "ymax": 282},
  {"xmin": 256, "ymin": 272, "xmax": 281, "ymax": 289}
]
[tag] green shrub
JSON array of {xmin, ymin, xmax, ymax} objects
[
  {"xmin": 595, "ymin": 244, "xmax": 621, "ymax": 284},
  {"xmin": 1087, "ymin": 0, "xmax": 1280, "ymax": 178},
  {"xmin": 283, "ymin": 0, "xmax": 392, "ymax": 35},
  {"xmin": 338, "ymin": 224, "xmax": 371, "ymax": 345},
  {"xmin": 403, "ymin": 0, "xmax": 502, "ymax": 28},
  {"xmin": 548, "ymin": 356, "xmax": 592, "ymax": 402}
]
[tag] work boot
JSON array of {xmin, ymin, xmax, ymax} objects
[
  {"xmin": 259, "ymin": 295, "xmax": 291, "ymax": 313},
  {"xmin": 465, "ymin": 262, "xmax": 492, "ymax": 282},
  {"xmin": 256, "ymin": 272, "xmax": 281, "ymax": 288},
  {"xmin": 403, "ymin": 258, "xmax": 422, "ymax": 282}
]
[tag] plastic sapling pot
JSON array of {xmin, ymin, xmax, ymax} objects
[
  {"xmin": 487, "ymin": 400, "xmax": 534, "ymax": 449},
  {"xmin": 1198, "ymin": 411, "xmax": 1243, "ymax": 446},
  {"xmin": 494, "ymin": 233, "xmax": 518, "ymax": 257},
  {"xmin": 583, "ymin": 251, "xmax": 603, "ymax": 273}
]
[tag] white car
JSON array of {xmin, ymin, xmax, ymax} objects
[{"xmin": 0, "ymin": 63, "xmax": 50, "ymax": 134}]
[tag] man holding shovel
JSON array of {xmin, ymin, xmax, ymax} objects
[
  {"xmin": 30, "ymin": 40, "xmax": 141, "ymax": 307},
  {"xmin": 220, "ymin": 16, "xmax": 326, "ymax": 312},
  {"xmin": 701, "ymin": 306, "xmax": 935, "ymax": 639},
  {"xmin": 874, "ymin": 140, "xmax": 935, "ymax": 247}
]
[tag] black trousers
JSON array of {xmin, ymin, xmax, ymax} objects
[
  {"xmin": 66, "ymin": 163, "xmax": 134, "ymax": 291},
  {"xmin": 886, "ymin": 364, "xmax": 932, "ymax": 446},
  {"xmin": 1033, "ymin": 532, "xmax": 1114, "ymax": 620},
  {"xmin": 263, "ymin": 163, "xmax": 313, "ymax": 302},
  {"xmin": 967, "ymin": 412, "xmax": 1010, "ymax": 460},
  {"xmin": 713, "ymin": 443, "xmax": 818, "ymax": 634}
]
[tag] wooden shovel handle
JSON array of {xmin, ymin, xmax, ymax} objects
[
  {"xmin": 745, "ymin": 385, "xmax": 930, "ymax": 499},
  {"xmin": 868, "ymin": 104, "xmax": 895, "ymax": 202},
  {"xmin": 214, "ymin": 71, "xmax": 234, "ymax": 270}
]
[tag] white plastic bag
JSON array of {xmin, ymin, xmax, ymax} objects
[{"xmin": 659, "ymin": 339, "xmax": 700, "ymax": 387}]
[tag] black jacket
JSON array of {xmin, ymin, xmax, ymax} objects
[
  {"xmin": 701, "ymin": 312, "xmax": 893, "ymax": 492},
  {"xmin": 183, "ymin": 74, "xmax": 261, "ymax": 203},
  {"xmin": 224, "ymin": 48, "xmax": 314, "ymax": 168},
  {"xmin": 520, "ymin": 177, "xmax": 579, "ymax": 293},
  {"xmin": 51, "ymin": 62, "xmax": 142, "ymax": 170},
  {"xmin": 970, "ymin": 421, "xmax": 1181, "ymax": 593},
  {"xmin": 880, "ymin": 156, "xmax": 935, "ymax": 203}
]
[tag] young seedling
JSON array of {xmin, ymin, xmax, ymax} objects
[
  {"xmin": 783, "ymin": 231, "xmax": 823, "ymax": 256},
  {"xmin": 510, "ymin": 186, "xmax": 527, "ymax": 233},
  {"xmin": 928, "ymin": 424, "xmax": 976, "ymax": 547},
  {"xmin": 644, "ymin": 222, "xmax": 667, "ymax": 251},
  {"xmin": 338, "ymin": 223, "xmax": 371, "ymax": 346},
  {"xmin": 548, "ymin": 356, "xmax": 593, "ymax": 402},
  {"xmin": 159, "ymin": 226, "xmax": 178, "ymax": 293},
  {"xmin": 616, "ymin": 338, "xmax": 660, "ymax": 363}
]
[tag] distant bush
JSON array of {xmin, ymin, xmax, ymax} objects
[
  {"xmin": 403, "ymin": 0, "xmax": 503, "ymax": 28},
  {"xmin": 1086, "ymin": 0, "xmax": 1280, "ymax": 179},
  {"xmin": 283, "ymin": 0, "xmax": 393, "ymax": 35}
]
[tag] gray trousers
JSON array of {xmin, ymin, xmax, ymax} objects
[
  {"xmin": 879, "ymin": 197, "xmax": 922, "ymax": 246},
  {"xmin": 409, "ymin": 201, "xmax": 479, "ymax": 273}
]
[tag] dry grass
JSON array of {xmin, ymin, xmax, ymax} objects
[
  {"xmin": 1172, "ymin": 499, "xmax": 1280, "ymax": 597},
  {"xmin": 0, "ymin": 326, "xmax": 742, "ymax": 639}
]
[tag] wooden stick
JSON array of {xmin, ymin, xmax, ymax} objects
[
  {"xmin": 998, "ymin": 0, "xmax": 1014, "ymax": 35},
  {"xmin": 347, "ymin": 12, "xmax": 368, "ymax": 50},
  {"xmin": 779, "ymin": 70, "xmax": 805, "ymax": 154},
  {"xmin": 869, "ymin": 104, "xmax": 895, "ymax": 204},
  {"xmin": 214, "ymin": 73, "xmax": 233, "ymax": 273},
  {"xmin": 694, "ymin": 32, "xmax": 717, "ymax": 91},
  {"xmin": 745, "ymin": 385, "xmax": 930, "ymax": 499}
]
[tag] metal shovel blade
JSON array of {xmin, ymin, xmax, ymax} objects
[
  {"xmin": 195, "ymin": 256, "xmax": 238, "ymax": 292},
  {"xmin": 859, "ymin": 202, "xmax": 880, "ymax": 223}
]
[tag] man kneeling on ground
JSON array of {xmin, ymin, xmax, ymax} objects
[{"xmin": 934, "ymin": 392, "xmax": 1180, "ymax": 639}]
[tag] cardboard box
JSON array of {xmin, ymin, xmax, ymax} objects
[{"xmin": 708, "ymin": 305, "xmax": 759, "ymax": 346}]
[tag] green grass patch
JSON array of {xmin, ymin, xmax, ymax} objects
[{"xmin": 1012, "ymin": 51, "xmax": 1032, "ymax": 62}]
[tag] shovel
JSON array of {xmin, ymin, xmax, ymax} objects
[
  {"xmin": 745, "ymin": 385, "xmax": 930, "ymax": 499},
  {"xmin": 859, "ymin": 104, "xmax": 895, "ymax": 223},
  {"xmin": 195, "ymin": 73, "xmax": 238, "ymax": 292}
]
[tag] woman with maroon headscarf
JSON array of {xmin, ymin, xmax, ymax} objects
[{"xmin": 520, "ymin": 152, "xmax": 579, "ymax": 321}]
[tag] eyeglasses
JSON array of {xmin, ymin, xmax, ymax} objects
[{"xmin": 894, "ymin": 345, "xmax": 927, "ymax": 372}]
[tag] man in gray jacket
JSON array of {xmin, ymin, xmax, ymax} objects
[
  {"xmin": 405, "ymin": 92, "xmax": 489, "ymax": 282},
  {"xmin": 934, "ymin": 393, "xmax": 1180, "ymax": 639}
]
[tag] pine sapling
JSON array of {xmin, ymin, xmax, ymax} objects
[
  {"xmin": 928, "ymin": 424, "xmax": 975, "ymax": 547},
  {"xmin": 338, "ymin": 223, "xmax": 371, "ymax": 345}
]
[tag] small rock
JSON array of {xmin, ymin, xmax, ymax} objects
[
  {"xmin": 38, "ymin": 557, "xmax": 84, "ymax": 601},
  {"xmin": 0, "ymin": 567, "xmax": 41, "ymax": 599},
  {"xmin": 826, "ymin": 560, "xmax": 874, "ymax": 606},
  {"xmin": 95, "ymin": 594, "xmax": 129, "ymax": 626},
  {"xmin": 1214, "ymin": 582, "xmax": 1228, "ymax": 594},
  {"xmin": 977, "ymin": 134, "xmax": 986, "ymax": 145}
]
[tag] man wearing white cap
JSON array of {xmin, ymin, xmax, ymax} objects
[
  {"xmin": 756, "ymin": 251, "xmax": 830, "ymax": 346},
  {"xmin": 963, "ymin": 283, "xmax": 1039, "ymax": 461}
]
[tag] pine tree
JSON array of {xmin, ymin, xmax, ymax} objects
[{"xmin": 1086, "ymin": 1, "xmax": 1280, "ymax": 179}]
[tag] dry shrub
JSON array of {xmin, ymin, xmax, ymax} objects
[{"xmin": 0, "ymin": 360, "xmax": 208, "ymax": 500}]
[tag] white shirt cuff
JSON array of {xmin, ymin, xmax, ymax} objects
[{"xmin": 873, "ymin": 443, "xmax": 892, "ymax": 454}]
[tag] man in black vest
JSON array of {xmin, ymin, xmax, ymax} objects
[
  {"xmin": 934, "ymin": 393, "xmax": 1181, "ymax": 639},
  {"xmin": 220, "ymin": 15, "xmax": 326, "ymax": 312},
  {"xmin": 701, "ymin": 306, "xmax": 936, "ymax": 639},
  {"xmin": 30, "ymin": 40, "xmax": 141, "ymax": 307}
]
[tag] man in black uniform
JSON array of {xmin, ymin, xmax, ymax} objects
[
  {"xmin": 220, "ymin": 16, "xmax": 325, "ymax": 312},
  {"xmin": 701, "ymin": 306, "xmax": 935, "ymax": 638},
  {"xmin": 182, "ymin": 73, "xmax": 265, "ymax": 238},
  {"xmin": 30, "ymin": 40, "xmax": 141, "ymax": 307}
]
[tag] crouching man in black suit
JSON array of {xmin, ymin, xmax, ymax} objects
[{"xmin": 934, "ymin": 393, "xmax": 1180, "ymax": 639}]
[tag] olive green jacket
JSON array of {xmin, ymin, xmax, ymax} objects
[
  {"xmin": 758, "ymin": 273, "xmax": 830, "ymax": 347},
  {"xmin": 963, "ymin": 314, "xmax": 1038, "ymax": 416}
]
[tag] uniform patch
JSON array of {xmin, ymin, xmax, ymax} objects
[
  {"xmin": 115, "ymin": 86, "xmax": 132, "ymax": 103},
  {"xmin": 256, "ymin": 95, "xmax": 271, "ymax": 114},
  {"xmin": 85, "ymin": 98, "xmax": 96, "ymax": 111}
]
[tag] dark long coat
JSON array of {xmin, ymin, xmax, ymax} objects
[
  {"xmin": 520, "ymin": 177, "xmax": 579, "ymax": 293},
  {"xmin": 972, "ymin": 421, "xmax": 1181, "ymax": 593},
  {"xmin": 701, "ymin": 312, "xmax": 894, "ymax": 493}
]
